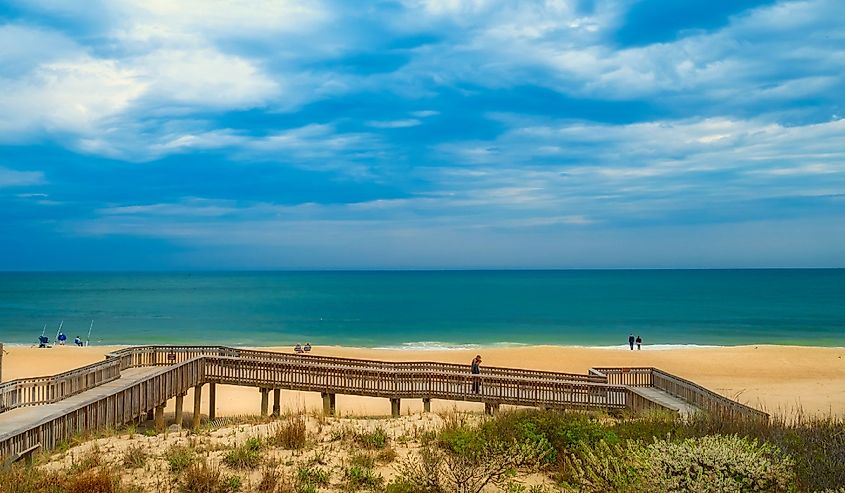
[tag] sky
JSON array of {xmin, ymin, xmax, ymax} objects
[{"xmin": 0, "ymin": 0, "xmax": 844, "ymax": 270}]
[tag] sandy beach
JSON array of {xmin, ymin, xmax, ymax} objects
[{"xmin": 3, "ymin": 344, "xmax": 844, "ymax": 417}]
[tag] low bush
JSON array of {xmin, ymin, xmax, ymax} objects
[
  {"xmin": 222, "ymin": 437, "xmax": 263, "ymax": 469},
  {"xmin": 178, "ymin": 459, "xmax": 241, "ymax": 493},
  {"xmin": 349, "ymin": 452, "xmax": 376, "ymax": 468},
  {"xmin": 271, "ymin": 416, "xmax": 307, "ymax": 450},
  {"xmin": 0, "ymin": 464, "xmax": 126, "ymax": 493},
  {"xmin": 640, "ymin": 435, "xmax": 795, "ymax": 492},
  {"xmin": 296, "ymin": 465, "xmax": 331, "ymax": 488},
  {"xmin": 344, "ymin": 465, "xmax": 384, "ymax": 491},
  {"xmin": 122, "ymin": 444, "xmax": 149, "ymax": 469},
  {"xmin": 562, "ymin": 435, "xmax": 795, "ymax": 492},
  {"xmin": 165, "ymin": 444, "xmax": 197, "ymax": 473},
  {"xmin": 355, "ymin": 426, "xmax": 389, "ymax": 449}
]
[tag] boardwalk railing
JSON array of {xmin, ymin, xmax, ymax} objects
[
  {"xmin": 0, "ymin": 359, "xmax": 121, "ymax": 413},
  {"xmin": 203, "ymin": 356, "xmax": 628, "ymax": 409},
  {"xmin": 107, "ymin": 346, "xmax": 605, "ymax": 383},
  {"xmin": 590, "ymin": 367, "xmax": 768, "ymax": 421}
]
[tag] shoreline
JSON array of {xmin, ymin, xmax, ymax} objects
[
  {"xmin": 3, "ymin": 341, "xmax": 843, "ymax": 350},
  {"xmin": 3, "ymin": 344, "xmax": 844, "ymax": 417}
]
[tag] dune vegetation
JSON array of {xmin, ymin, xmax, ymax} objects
[{"xmin": 1, "ymin": 408, "xmax": 843, "ymax": 492}]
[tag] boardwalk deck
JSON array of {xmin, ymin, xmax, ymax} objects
[{"xmin": 0, "ymin": 345, "xmax": 767, "ymax": 462}]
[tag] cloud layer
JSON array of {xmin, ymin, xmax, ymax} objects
[{"xmin": 1, "ymin": 0, "xmax": 843, "ymax": 269}]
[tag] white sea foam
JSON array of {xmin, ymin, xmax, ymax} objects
[{"xmin": 372, "ymin": 341, "xmax": 724, "ymax": 351}]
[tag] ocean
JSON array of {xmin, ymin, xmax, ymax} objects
[{"xmin": 0, "ymin": 270, "xmax": 843, "ymax": 348}]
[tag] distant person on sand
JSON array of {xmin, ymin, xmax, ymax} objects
[
  {"xmin": 74, "ymin": 336, "xmax": 83, "ymax": 347},
  {"xmin": 303, "ymin": 342, "xmax": 312, "ymax": 353},
  {"xmin": 471, "ymin": 355, "xmax": 482, "ymax": 394},
  {"xmin": 636, "ymin": 335, "xmax": 642, "ymax": 350},
  {"xmin": 294, "ymin": 343, "xmax": 303, "ymax": 354},
  {"xmin": 38, "ymin": 335, "xmax": 49, "ymax": 348},
  {"xmin": 628, "ymin": 333, "xmax": 635, "ymax": 350},
  {"xmin": 57, "ymin": 332, "xmax": 67, "ymax": 345}
]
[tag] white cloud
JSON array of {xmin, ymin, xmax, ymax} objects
[
  {"xmin": 366, "ymin": 119, "xmax": 422, "ymax": 128},
  {"xmin": 0, "ymin": 55, "xmax": 145, "ymax": 138},
  {"xmin": 411, "ymin": 110, "xmax": 439, "ymax": 117},
  {"xmin": 135, "ymin": 48, "xmax": 278, "ymax": 108},
  {"xmin": 0, "ymin": 166, "xmax": 45, "ymax": 187}
]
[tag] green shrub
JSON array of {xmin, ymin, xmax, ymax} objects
[
  {"xmin": 355, "ymin": 426, "xmax": 389, "ymax": 449},
  {"xmin": 350, "ymin": 452, "xmax": 376, "ymax": 468},
  {"xmin": 223, "ymin": 437, "xmax": 263, "ymax": 469},
  {"xmin": 344, "ymin": 465, "xmax": 384, "ymax": 490},
  {"xmin": 296, "ymin": 465, "xmax": 330, "ymax": 487},
  {"xmin": 165, "ymin": 444, "xmax": 197, "ymax": 473},
  {"xmin": 559, "ymin": 439, "xmax": 642, "ymax": 492},
  {"xmin": 640, "ymin": 434, "xmax": 795, "ymax": 492}
]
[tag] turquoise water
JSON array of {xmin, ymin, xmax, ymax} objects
[{"xmin": 0, "ymin": 270, "xmax": 842, "ymax": 347}]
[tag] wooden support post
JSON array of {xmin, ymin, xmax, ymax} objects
[
  {"xmin": 260, "ymin": 388, "xmax": 270, "ymax": 417},
  {"xmin": 208, "ymin": 383, "xmax": 216, "ymax": 421},
  {"xmin": 146, "ymin": 409, "xmax": 154, "ymax": 421},
  {"xmin": 484, "ymin": 403, "xmax": 500, "ymax": 415},
  {"xmin": 192, "ymin": 384, "xmax": 203, "ymax": 430},
  {"xmin": 175, "ymin": 393, "xmax": 185, "ymax": 428},
  {"xmin": 154, "ymin": 403, "xmax": 165, "ymax": 432},
  {"xmin": 390, "ymin": 398, "xmax": 401, "ymax": 418},
  {"xmin": 272, "ymin": 389, "xmax": 281, "ymax": 417},
  {"xmin": 321, "ymin": 392, "xmax": 336, "ymax": 416},
  {"xmin": 422, "ymin": 398, "xmax": 431, "ymax": 413}
]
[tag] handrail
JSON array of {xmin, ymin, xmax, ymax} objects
[
  {"xmin": 589, "ymin": 366, "xmax": 768, "ymax": 421},
  {"xmin": 106, "ymin": 346, "xmax": 605, "ymax": 383},
  {"xmin": 650, "ymin": 368, "xmax": 768, "ymax": 421},
  {"xmin": 0, "ymin": 358, "xmax": 121, "ymax": 413}
]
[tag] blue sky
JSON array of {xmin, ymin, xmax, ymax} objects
[{"xmin": 0, "ymin": 0, "xmax": 843, "ymax": 269}]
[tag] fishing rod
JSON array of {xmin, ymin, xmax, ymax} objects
[
  {"xmin": 86, "ymin": 320, "xmax": 94, "ymax": 347},
  {"xmin": 55, "ymin": 320, "xmax": 63, "ymax": 342}
]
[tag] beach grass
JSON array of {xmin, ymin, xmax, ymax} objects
[{"xmin": 3, "ymin": 407, "xmax": 843, "ymax": 492}]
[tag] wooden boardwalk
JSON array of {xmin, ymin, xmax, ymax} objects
[{"xmin": 0, "ymin": 346, "xmax": 768, "ymax": 463}]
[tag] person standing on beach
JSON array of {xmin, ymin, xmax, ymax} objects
[
  {"xmin": 636, "ymin": 335, "xmax": 642, "ymax": 350},
  {"xmin": 471, "ymin": 355, "xmax": 482, "ymax": 394},
  {"xmin": 628, "ymin": 334, "xmax": 635, "ymax": 350}
]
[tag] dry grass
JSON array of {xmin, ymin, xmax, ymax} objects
[{"xmin": 269, "ymin": 415, "xmax": 307, "ymax": 450}]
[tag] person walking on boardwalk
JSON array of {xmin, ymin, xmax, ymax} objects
[
  {"xmin": 636, "ymin": 335, "xmax": 642, "ymax": 350},
  {"xmin": 471, "ymin": 355, "xmax": 482, "ymax": 394},
  {"xmin": 628, "ymin": 333, "xmax": 635, "ymax": 350}
]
